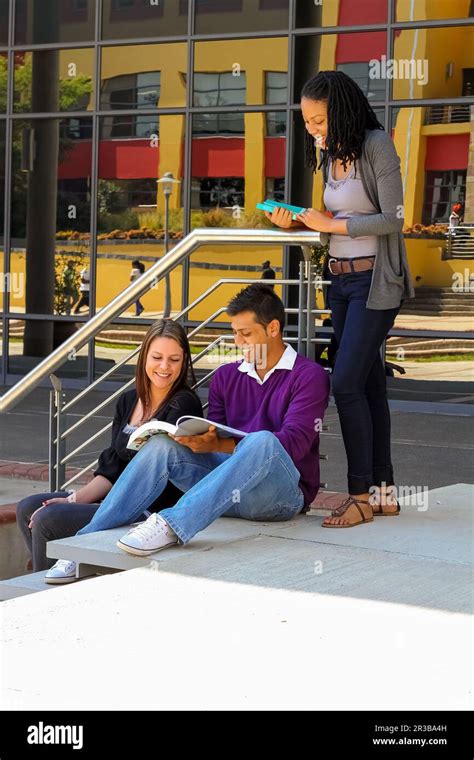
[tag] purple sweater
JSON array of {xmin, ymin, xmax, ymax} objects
[{"xmin": 207, "ymin": 354, "xmax": 330, "ymax": 507}]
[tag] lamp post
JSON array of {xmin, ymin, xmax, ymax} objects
[{"xmin": 157, "ymin": 172, "xmax": 181, "ymax": 318}]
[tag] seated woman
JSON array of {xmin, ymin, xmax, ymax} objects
[{"xmin": 16, "ymin": 319, "xmax": 202, "ymax": 583}]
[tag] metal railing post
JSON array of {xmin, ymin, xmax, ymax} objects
[
  {"xmin": 49, "ymin": 374, "xmax": 66, "ymax": 492},
  {"xmin": 48, "ymin": 386, "xmax": 57, "ymax": 492},
  {"xmin": 297, "ymin": 260, "xmax": 306, "ymax": 355},
  {"xmin": 306, "ymin": 260, "xmax": 315, "ymax": 361}
]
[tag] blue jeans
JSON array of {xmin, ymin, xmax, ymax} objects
[
  {"xmin": 77, "ymin": 431, "xmax": 305, "ymax": 544},
  {"xmin": 328, "ymin": 269, "xmax": 399, "ymax": 495}
]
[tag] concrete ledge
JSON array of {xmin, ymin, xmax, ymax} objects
[
  {"xmin": 0, "ymin": 570, "xmax": 57, "ymax": 600},
  {"xmin": 46, "ymin": 516, "xmax": 278, "ymax": 571}
]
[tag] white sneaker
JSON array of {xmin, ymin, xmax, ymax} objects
[
  {"xmin": 117, "ymin": 513, "xmax": 178, "ymax": 556},
  {"xmin": 45, "ymin": 559, "xmax": 78, "ymax": 584}
]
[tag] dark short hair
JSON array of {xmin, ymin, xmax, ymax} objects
[{"xmin": 227, "ymin": 283, "xmax": 285, "ymax": 334}]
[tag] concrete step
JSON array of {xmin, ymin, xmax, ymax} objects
[
  {"xmin": 413, "ymin": 286, "xmax": 474, "ymax": 294},
  {"xmin": 386, "ymin": 339, "xmax": 474, "ymax": 355},
  {"xmin": 0, "ymin": 565, "xmax": 119, "ymax": 601},
  {"xmin": 0, "ymin": 570, "xmax": 70, "ymax": 600},
  {"xmin": 404, "ymin": 298, "xmax": 474, "ymax": 305},
  {"xmin": 45, "ymin": 517, "xmax": 286, "ymax": 573},
  {"xmin": 400, "ymin": 309, "xmax": 473, "ymax": 317}
]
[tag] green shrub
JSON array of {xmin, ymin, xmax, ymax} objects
[{"xmin": 97, "ymin": 209, "xmax": 140, "ymax": 233}]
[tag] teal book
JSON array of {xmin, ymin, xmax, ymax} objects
[{"xmin": 257, "ymin": 199, "xmax": 306, "ymax": 220}]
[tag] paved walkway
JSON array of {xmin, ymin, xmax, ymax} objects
[{"xmin": 0, "ymin": 483, "xmax": 471, "ymax": 710}]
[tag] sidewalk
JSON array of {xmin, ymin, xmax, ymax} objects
[{"xmin": 1, "ymin": 482, "xmax": 471, "ymax": 710}]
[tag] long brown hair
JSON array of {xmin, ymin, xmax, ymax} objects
[{"xmin": 135, "ymin": 319, "xmax": 196, "ymax": 421}]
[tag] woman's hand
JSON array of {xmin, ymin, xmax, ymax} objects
[
  {"xmin": 28, "ymin": 497, "xmax": 70, "ymax": 529},
  {"xmin": 264, "ymin": 208, "xmax": 296, "ymax": 229},
  {"xmin": 295, "ymin": 208, "xmax": 334, "ymax": 232},
  {"xmin": 169, "ymin": 426, "xmax": 221, "ymax": 453}
]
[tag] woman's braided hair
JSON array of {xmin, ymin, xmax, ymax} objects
[{"xmin": 301, "ymin": 70, "xmax": 384, "ymax": 174}]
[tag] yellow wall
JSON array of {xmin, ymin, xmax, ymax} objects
[
  {"xmin": 405, "ymin": 238, "xmax": 472, "ymax": 287},
  {"xmin": 7, "ymin": 245, "xmax": 283, "ymax": 323}
]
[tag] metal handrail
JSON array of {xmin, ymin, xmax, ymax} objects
[{"xmin": 0, "ymin": 228, "xmax": 321, "ymax": 414}]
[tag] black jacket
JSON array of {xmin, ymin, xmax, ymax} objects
[{"xmin": 94, "ymin": 386, "xmax": 203, "ymax": 511}]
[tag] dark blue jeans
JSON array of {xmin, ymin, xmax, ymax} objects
[{"xmin": 327, "ymin": 269, "xmax": 399, "ymax": 495}]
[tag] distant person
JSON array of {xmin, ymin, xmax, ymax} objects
[
  {"xmin": 448, "ymin": 202, "xmax": 463, "ymax": 228},
  {"xmin": 261, "ymin": 260, "xmax": 276, "ymax": 289},
  {"xmin": 73, "ymin": 267, "xmax": 90, "ymax": 314},
  {"xmin": 62, "ymin": 260, "xmax": 78, "ymax": 316},
  {"xmin": 449, "ymin": 203, "xmax": 470, "ymax": 253},
  {"xmin": 130, "ymin": 259, "xmax": 145, "ymax": 316}
]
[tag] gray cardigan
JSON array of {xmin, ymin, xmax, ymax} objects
[{"xmin": 319, "ymin": 128, "xmax": 415, "ymax": 310}]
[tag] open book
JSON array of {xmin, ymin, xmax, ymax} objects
[{"xmin": 126, "ymin": 416, "xmax": 248, "ymax": 452}]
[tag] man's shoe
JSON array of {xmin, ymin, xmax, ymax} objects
[
  {"xmin": 117, "ymin": 513, "xmax": 178, "ymax": 556},
  {"xmin": 45, "ymin": 559, "xmax": 78, "ymax": 584}
]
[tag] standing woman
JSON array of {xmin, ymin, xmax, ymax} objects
[{"xmin": 266, "ymin": 70, "xmax": 414, "ymax": 527}]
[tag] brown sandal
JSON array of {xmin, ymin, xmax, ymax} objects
[
  {"xmin": 322, "ymin": 496, "xmax": 373, "ymax": 529},
  {"xmin": 372, "ymin": 501, "xmax": 401, "ymax": 517}
]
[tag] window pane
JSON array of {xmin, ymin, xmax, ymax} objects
[
  {"xmin": 10, "ymin": 117, "xmax": 92, "ymax": 326},
  {"xmin": 295, "ymin": 0, "xmax": 388, "ymax": 28},
  {"xmin": 189, "ymin": 111, "xmax": 284, "ymax": 329},
  {"xmin": 0, "ymin": 0, "xmax": 9, "ymax": 46},
  {"xmin": 101, "ymin": 43, "xmax": 187, "ymax": 110},
  {"xmin": 8, "ymin": 116, "xmax": 92, "ymax": 373},
  {"xmin": 96, "ymin": 115, "xmax": 184, "ymax": 327},
  {"xmin": 294, "ymin": 32, "xmax": 388, "ymax": 103},
  {"xmin": 395, "ymin": 0, "xmax": 473, "ymax": 22},
  {"xmin": 14, "ymin": 49, "xmax": 94, "ymax": 113},
  {"xmin": 194, "ymin": 72, "xmax": 246, "ymax": 108},
  {"xmin": 191, "ymin": 110, "xmax": 285, "ymax": 213},
  {"xmin": 195, "ymin": 0, "xmax": 289, "ymax": 34},
  {"xmin": 194, "ymin": 39, "xmax": 288, "ymax": 107},
  {"xmin": 266, "ymin": 72, "xmax": 288, "ymax": 105},
  {"xmin": 102, "ymin": 0, "xmax": 189, "ymax": 40},
  {"xmin": 0, "ymin": 54, "xmax": 6, "ymax": 114},
  {"xmin": 15, "ymin": 0, "xmax": 95, "ymax": 45},
  {"xmin": 392, "ymin": 27, "xmax": 474, "ymax": 100}
]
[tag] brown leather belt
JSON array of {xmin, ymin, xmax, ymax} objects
[{"xmin": 328, "ymin": 256, "xmax": 375, "ymax": 275}]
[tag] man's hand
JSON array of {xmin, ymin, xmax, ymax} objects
[{"xmin": 169, "ymin": 425, "xmax": 223, "ymax": 453}]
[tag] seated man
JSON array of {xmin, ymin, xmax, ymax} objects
[{"xmin": 71, "ymin": 283, "xmax": 330, "ymax": 556}]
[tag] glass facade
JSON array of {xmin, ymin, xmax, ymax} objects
[{"xmin": 0, "ymin": 0, "xmax": 473, "ymax": 393}]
